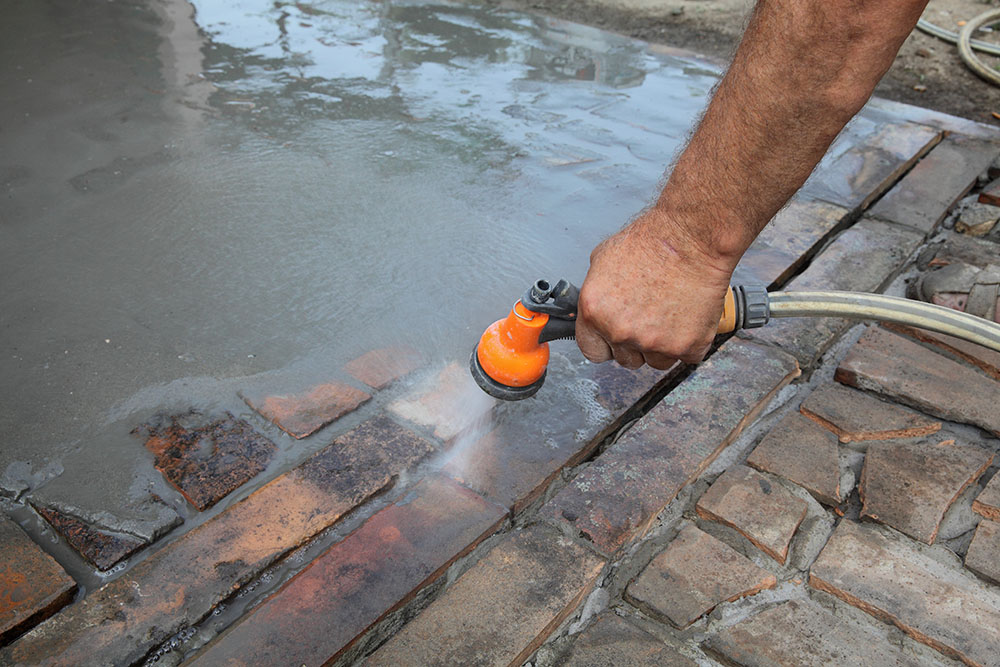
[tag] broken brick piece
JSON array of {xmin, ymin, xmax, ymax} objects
[
  {"xmin": 241, "ymin": 382, "xmax": 370, "ymax": 439},
  {"xmin": 973, "ymin": 474, "xmax": 1000, "ymax": 521},
  {"xmin": 978, "ymin": 175, "xmax": 1000, "ymax": 206},
  {"xmin": 695, "ymin": 465, "xmax": 808, "ymax": 564},
  {"xmin": 0, "ymin": 515, "xmax": 76, "ymax": 644},
  {"xmin": 365, "ymin": 524, "xmax": 605, "ymax": 667},
  {"xmin": 625, "ymin": 524, "xmax": 776, "ymax": 629},
  {"xmin": 139, "ymin": 413, "xmax": 276, "ymax": 510},
  {"xmin": 747, "ymin": 412, "xmax": 842, "ymax": 506},
  {"xmin": 859, "ymin": 439, "xmax": 993, "ymax": 544},
  {"xmin": 810, "ymin": 520, "xmax": 1000, "ymax": 666},
  {"xmin": 388, "ymin": 362, "xmax": 496, "ymax": 443},
  {"xmin": 345, "ymin": 345, "xmax": 423, "ymax": 390},
  {"xmin": 34, "ymin": 505, "xmax": 146, "ymax": 571},
  {"xmin": 836, "ymin": 327, "xmax": 1000, "ymax": 437},
  {"xmin": 884, "ymin": 323, "xmax": 1000, "ymax": 382},
  {"xmin": 800, "ymin": 382, "xmax": 941, "ymax": 443},
  {"xmin": 965, "ymin": 519, "xmax": 1000, "ymax": 585},
  {"xmin": 563, "ymin": 613, "xmax": 696, "ymax": 667}
]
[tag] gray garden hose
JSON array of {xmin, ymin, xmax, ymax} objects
[
  {"xmin": 957, "ymin": 9, "xmax": 1000, "ymax": 87},
  {"xmin": 768, "ymin": 291, "xmax": 1000, "ymax": 353},
  {"xmin": 916, "ymin": 18, "xmax": 1000, "ymax": 57}
]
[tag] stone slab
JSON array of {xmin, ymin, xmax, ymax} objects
[
  {"xmin": 625, "ymin": 524, "xmax": 776, "ymax": 629},
  {"xmin": 2, "ymin": 416, "xmax": 433, "ymax": 666},
  {"xmin": 345, "ymin": 345, "xmax": 423, "ymax": 390},
  {"xmin": 744, "ymin": 218, "xmax": 923, "ymax": 367},
  {"xmin": 810, "ymin": 519, "xmax": 1000, "ymax": 667},
  {"xmin": 188, "ymin": 475, "xmax": 505, "ymax": 666},
  {"xmin": 978, "ymin": 176, "xmax": 1000, "ymax": 207},
  {"xmin": 241, "ymin": 381, "xmax": 371, "ymax": 439},
  {"xmin": 562, "ymin": 613, "xmax": 696, "ymax": 667},
  {"xmin": 704, "ymin": 598, "xmax": 930, "ymax": 667},
  {"xmin": 543, "ymin": 340, "xmax": 799, "ymax": 556},
  {"xmin": 0, "ymin": 516, "xmax": 76, "ymax": 645},
  {"xmin": 747, "ymin": 411, "xmax": 841, "ymax": 506},
  {"xmin": 365, "ymin": 524, "xmax": 605, "ymax": 667},
  {"xmin": 388, "ymin": 362, "xmax": 496, "ymax": 443},
  {"xmin": 695, "ymin": 465, "xmax": 808, "ymax": 564},
  {"xmin": 800, "ymin": 382, "xmax": 941, "ymax": 443},
  {"xmin": 965, "ymin": 519, "xmax": 1000, "ymax": 585},
  {"xmin": 836, "ymin": 327, "xmax": 1000, "ymax": 437},
  {"xmin": 884, "ymin": 323, "xmax": 1000, "ymax": 382},
  {"xmin": 972, "ymin": 474, "xmax": 1000, "ymax": 521},
  {"xmin": 870, "ymin": 135, "xmax": 999, "ymax": 233},
  {"xmin": 34, "ymin": 505, "xmax": 147, "ymax": 572}
]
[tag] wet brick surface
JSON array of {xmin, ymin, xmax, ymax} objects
[
  {"xmin": 365, "ymin": 524, "xmax": 605, "ymax": 667},
  {"xmin": 137, "ymin": 413, "xmax": 277, "ymax": 511},
  {"xmin": 965, "ymin": 519, "xmax": 1000, "ymax": 586},
  {"xmin": 625, "ymin": 524, "xmax": 776, "ymax": 629},
  {"xmin": 810, "ymin": 520, "xmax": 1000, "ymax": 666},
  {"xmin": 836, "ymin": 327, "xmax": 1000, "ymax": 437},
  {"xmin": 859, "ymin": 438, "xmax": 993, "ymax": 544},
  {"xmin": 543, "ymin": 340, "xmax": 799, "ymax": 556},
  {"xmin": 562, "ymin": 613, "xmax": 696, "ymax": 667},
  {"xmin": 747, "ymin": 411, "xmax": 842, "ymax": 506},
  {"xmin": 241, "ymin": 381, "xmax": 371, "ymax": 439},
  {"xmin": 0, "ymin": 516, "xmax": 76, "ymax": 645},
  {"xmin": 189, "ymin": 475, "xmax": 505, "ymax": 666},
  {"xmin": 345, "ymin": 345, "xmax": 424, "ymax": 390},
  {"xmin": 34, "ymin": 505, "xmax": 147, "ymax": 572},
  {"xmin": 800, "ymin": 382, "xmax": 941, "ymax": 444},
  {"xmin": 973, "ymin": 474, "xmax": 1000, "ymax": 521},
  {"xmin": 388, "ymin": 362, "xmax": 496, "ymax": 443}
]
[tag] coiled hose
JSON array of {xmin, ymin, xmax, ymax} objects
[
  {"xmin": 770, "ymin": 291, "xmax": 1000, "ymax": 352},
  {"xmin": 916, "ymin": 12, "xmax": 1000, "ymax": 87}
]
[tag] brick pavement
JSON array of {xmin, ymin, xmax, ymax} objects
[{"xmin": 4, "ymin": 57, "xmax": 1000, "ymax": 667}]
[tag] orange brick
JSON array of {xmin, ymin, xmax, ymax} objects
[
  {"xmin": 388, "ymin": 362, "xmax": 495, "ymax": 443},
  {"xmin": 34, "ymin": 505, "xmax": 147, "ymax": 572},
  {"xmin": 966, "ymin": 519, "xmax": 1000, "ymax": 585},
  {"xmin": 973, "ymin": 474, "xmax": 1000, "ymax": 521},
  {"xmin": 884, "ymin": 323, "xmax": 1000, "ymax": 382},
  {"xmin": 800, "ymin": 382, "xmax": 941, "ymax": 444},
  {"xmin": 241, "ymin": 382, "xmax": 370, "ymax": 439},
  {"xmin": 346, "ymin": 345, "xmax": 423, "ymax": 389},
  {"xmin": 747, "ymin": 412, "xmax": 841, "ymax": 506}
]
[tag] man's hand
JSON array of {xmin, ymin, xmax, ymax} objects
[{"xmin": 576, "ymin": 209, "xmax": 736, "ymax": 368}]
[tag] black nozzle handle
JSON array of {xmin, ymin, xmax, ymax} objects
[{"xmin": 538, "ymin": 316, "xmax": 576, "ymax": 343}]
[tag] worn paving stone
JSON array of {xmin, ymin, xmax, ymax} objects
[
  {"xmin": 136, "ymin": 412, "xmax": 277, "ymax": 511},
  {"xmin": 543, "ymin": 340, "xmax": 799, "ymax": 556},
  {"xmin": 747, "ymin": 412, "xmax": 842, "ymax": 506},
  {"xmin": 965, "ymin": 519, "xmax": 1000, "ymax": 585},
  {"xmin": 810, "ymin": 519, "xmax": 1000, "ymax": 667},
  {"xmin": 365, "ymin": 523, "xmax": 605, "ymax": 667},
  {"xmin": 241, "ymin": 381, "xmax": 371, "ymax": 439},
  {"xmin": 562, "ymin": 612, "xmax": 696, "ymax": 667},
  {"xmin": 972, "ymin": 473, "xmax": 1000, "ymax": 521},
  {"xmin": 836, "ymin": 327, "xmax": 1000, "ymax": 437},
  {"xmin": 625, "ymin": 524, "xmax": 776, "ymax": 629},
  {"xmin": 345, "ymin": 345, "xmax": 423, "ymax": 390},
  {"xmin": 704, "ymin": 598, "xmax": 931, "ymax": 667},
  {"xmin": 885, "ymin": 323, "xmax": 1000, "ymax": 382},
  {"xmin": 695, "ymin": 465, "xmax": 808, "ymax": 564},
  {"xmin": 800, "ymin": 382, "xmax": 941, "ymax": 444},
  {"xmin": 801, "ymin": 119, "xmax": 941, "ymax": 211},
  {"xmin": 388, "ymin": 362, "xmax": 496, "ymax": 443},
  {"xmin": 744, "ymin": 218, "xmax": 924, "ymax": 367},
  {"xmin": 0, "ymin": 515, "xmax": 76, "ymax": 645},
  {"xmin": 589, "ymin": 360, "xmax": 679, "ymax": 416},
  {"xmin": 979, "ymin": 176, "xmax": 1000, "ymax": 206},
  {"xmin": 34, "ymin": 505, "xmax": 147, "ymax": 572},
  {"xmin": 1, "ymin": 416, "xmax": 432, "ymax": 666},
  {"xmin": 860, "ymin": 438, "xmax": 993, "ymax": 544},
  {"xmin": 189, "ymin": 475, "xmax": 505, "ymax": 666},
  {"xmin": 870, "ymin": 135, "xmax": 1000, "ymax": 233}
]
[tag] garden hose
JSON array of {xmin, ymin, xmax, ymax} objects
[{"xmin": 916, "ymin": 12, "xmax": 1000, "ymax": 87}]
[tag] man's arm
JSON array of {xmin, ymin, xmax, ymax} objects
[{"xmin": 576, "ymin": 0, "xmax": 930, "ymax": 369}]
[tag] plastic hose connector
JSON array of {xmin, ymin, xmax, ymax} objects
[{"xmin": 738, "ymin": 284, "xmax": 770, "ymax": 329}]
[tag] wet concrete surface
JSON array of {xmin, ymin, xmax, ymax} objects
[{"xmin": 1, "ymin": 0, "xmax": 723, "ymax": 583}]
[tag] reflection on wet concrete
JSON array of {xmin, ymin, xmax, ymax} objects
[{"xmin": 0, "ymin": 0, "xmax": 725, "ymax": 583}]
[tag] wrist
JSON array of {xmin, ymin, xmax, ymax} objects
[{"xmin": 636, "ymin": 204, "xmax": 746, "ymax": 278}]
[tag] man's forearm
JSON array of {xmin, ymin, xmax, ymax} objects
[{"xmin": 650, "ymin": 0, "xmax": 930, "ymax": 265}]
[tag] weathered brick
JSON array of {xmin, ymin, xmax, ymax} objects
[
  {"xmin": 810, "ymin": 519, "xmax": 1000, "ymax": 667},
  {"xmin": 978, "ymin": 176, "xmax": 1000, "ymax": 207},
  {"xmin": 921, "ymin": 232, "xmax": 1000, "ymax": 270},
  {"xmin": 704, "ymin": 598, "xmax": 930, "ymax": 666},
  {"xmin": 625, "ymin": 524, "xmax": 776, "ymax": 629},
  {"xmin": 137, "ymin": 412, "xmax": 276, "ymax": 511},
  {"xmin": 801, "ymin": 119, "xmax": 941, "ymax": 210},
  {"xmin": 241, "ymin": 381, "xmax": 370, "ymax": 439},
  {"xmin": 0, "ymin": 516, "xmax": 76, "ymax": 645},
  {"xmin": 800, "ymin": 382, "xmax": 941, "ymax": 444},
  {"xmin": 859, "ymin": 439, "xmax": 993, "ymax": 544},
  {"xmin": 885, "ymin": 323, "xmax": 1000, "ymax": 382},
  {"xmin": 2, "ymin": 416, "xmax": 432, "ymax": 666},
  {"xmin": 870, "ymin": 135, "xmax": 999, "ymax": 233},
  {"xmin": 747, "ymin": 412, "xmax": 841, "ymax": 506},
  {"xmin": 34, "ymin": 505, "xmax": 146, "ymax": 572},
  {"xmin": 543, "ymin": 340, "xmax": 799, "ymax": 556},
  {"xmin": 388, "ymin": 362, "xmax": 496, "ymax": 443},
  {"xmin": 345, "ymin": 345, "xmax": 423, "ymax": 390},
  {"xmin": 562, "ymin": 613, "xmax": 696, "ymax": 667},
  {"xmin": 972, "ymin": 474, "xmax": 1000, "ymax": 521},
  {"xmin": 744, "ymin": 219, "xmax": 923, "ymax": 367},
  {"xmin": 696, "ymin": 465, "xmax": 808, "ymax": 564},
  {"xmin": 836, "ymin": 327, "xmax": 1000, "ymax": 437},
  {"xmin": 189, "ymin": 475, "xmax": 505, "ymax": 666},
  {"xmin": 965, "ymin": 519, "xmax": 1000, "ymax": 585},
  {"xmin": 365, "ymin": 524, "xmax": 605, "ymax": 667},
  {"xmin": 589, "ymin": 360, "xmax": 680, "ymax": 416}
]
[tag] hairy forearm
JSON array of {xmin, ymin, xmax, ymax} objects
[{"xmin": 649, "ymin": 0, "xmax": 929, "ymax": 266}]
